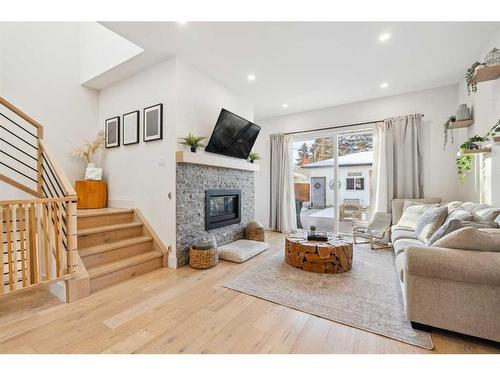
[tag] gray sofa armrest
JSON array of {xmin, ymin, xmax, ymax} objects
[{"xmin": 405, "ymin": 246, "xmax": 500, "ymax": 286}]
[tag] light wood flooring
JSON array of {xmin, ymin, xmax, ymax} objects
[{"xmin": 0, "ymin": 231, "xmax": 498, "ymax": 354}]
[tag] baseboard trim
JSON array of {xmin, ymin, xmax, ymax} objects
[{"xmin": 168, "ymin": 254, "xmax": 178, "ymax": 269}]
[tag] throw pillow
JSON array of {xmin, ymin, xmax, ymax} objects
[
  {"xmin": 444, "ymin": 201, "xmax": 463, "ymax": 212},
  {"xmin": 433, "ymin": 227, "xmax": 500, "ymax": 252},
  {"xmin": 397, "ymin": 204, "xmax": 434, "ymax": 230},
  {"xmin": 415, "ymin": 206, "xmax": 448, "ymax": 244},
  {"xmin": 471, "ymin": 207, "xmax": 500, "ymax": 222},
  {"xmin": 428, "ymin": 219, "xmax": 499, "ymax": 245}
]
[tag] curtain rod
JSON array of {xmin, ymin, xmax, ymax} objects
[{"xmin": 282, "ymin": 114, "xmax": 424, "ymax": 136}]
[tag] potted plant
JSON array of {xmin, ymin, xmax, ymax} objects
[
  {"xmin": 71, "ymin": 130, "xmax": 105, "ymax": 180},
  {"xmin": 179, "ymin": 133, "xmax": 207, "ymax": 153},
  {"xmin": 456, "ymin": 130, "xmax": 495, "ymax": 182},
  {"xmin": 465, "ymin": 62, "xmax": 484, "ymax": 95},
  {"xmin": 442, "ymin": 116, "xmax": 455, "ymax": 150},
  {"xmin": 309, "ymin": 225, "xmax": 317, "ymax": 236},
  {"xmin": 248, "ymin": 151, "xmax": 261, "ymax": 163}
]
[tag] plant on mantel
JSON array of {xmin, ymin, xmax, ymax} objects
[
  {"xmin": 248, "ymin": 151, "xmax": 261, "ymax": 163},
  {"xmin": 456, "ymin": 128, "xmax": 495, "ymax": 183},
  {"xmin": 179, "ymin": 132, "xmax": 207, "ymax": 153}
]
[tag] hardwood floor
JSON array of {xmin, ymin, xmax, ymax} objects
[{"xmin": 0, "ymin": 231, "xmax": 498, "ymax": 354}]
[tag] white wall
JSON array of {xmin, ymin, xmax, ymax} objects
[
  {"xmin": 97, "ymin": 57, "xmax": 254, "ymax": 266},
  {"xmin": 456, "ymin": 28, "xmax": 500, "ymax": 205},
  {"xmin": 176, "ymin": 58, "xmax": 254, "ymax": 145},
  {"xmin": 98, "ymin": 58, "xmax": 177, "ymax": 263},
  {"xmin": 254, "ymin": 84, "xmax": 459, "ymax": 226},
  {"xmin": 0, "ymin": 22, "xmax": 99, "ymax": 199},
  {"xmin": 79, "ymin": 22, "xmax": 143, "ymax": 84}
]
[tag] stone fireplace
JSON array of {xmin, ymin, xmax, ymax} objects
[{"xmin": 176, "ymin": 151, "xmax": 257, "ymax": 267}]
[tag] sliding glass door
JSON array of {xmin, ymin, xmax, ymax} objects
[{"xmin": 292, "ymin": 128, "xmax": 373, "ymax": 236}]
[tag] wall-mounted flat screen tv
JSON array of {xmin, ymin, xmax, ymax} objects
[{"xmin": 205, "ymin": 109, "xmax": 261, "ymax": 160}]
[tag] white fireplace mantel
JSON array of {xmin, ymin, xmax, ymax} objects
[{"xmin": 175, "ymin": 150, "xmax": 260, "ymax": 172}]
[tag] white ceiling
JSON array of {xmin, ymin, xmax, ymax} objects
[{"xmin": 101, "ymin": 22, "xmax": 500, "ymax": 120}]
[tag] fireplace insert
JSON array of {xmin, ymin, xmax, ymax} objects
[{"xmin": 205, "ymin": 189, "xmax": 241, "ymax": 230}]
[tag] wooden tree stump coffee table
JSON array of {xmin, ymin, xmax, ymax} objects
[{"xmin": 285, "ymin": 237, "xmax": 353, "ymax": 274}]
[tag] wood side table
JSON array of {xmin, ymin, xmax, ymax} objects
[
  {"xmin": 285, "ymin": 237, "xmax": 353, "ymax": 274},
  {"xmin": 75, "ymin": 180, "xmax": 108, "ymax": 209}
]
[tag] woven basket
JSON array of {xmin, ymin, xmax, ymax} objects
[
  {"xmin": 245, "ymin": 227, "xmax": 265, "ymax": 242},
  {"xmin": 189, "ymin": 246, "xmax": 218, "ymax": 269}
]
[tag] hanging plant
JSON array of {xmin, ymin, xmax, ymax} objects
[
  {"xmin": 456, "ymin": 130, "xmax": 495, "ymax": 183},
  {"xmin": 443, "ymin": 116, "xmax": 455, "ymax": 150},
  {"xmin": 465, "ymin": 62, "xmax": 483, "ymax": 95}
]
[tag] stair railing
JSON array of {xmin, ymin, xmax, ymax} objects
[{"xmin": 1, "ymin": 96, "xmax": 77, "ymax": 296}]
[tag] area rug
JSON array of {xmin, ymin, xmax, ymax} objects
[{"xmin": 224, "ymin": 246, "xmax": 433, "ymax": 349}]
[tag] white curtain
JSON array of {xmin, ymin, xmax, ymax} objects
[
  {"xmin": 372, "ymin": 114, "xmax": 423, "ymax": 213},
  {"xmin": 269, "ymin": 133, "xmax": 297, "ymax": 233}
]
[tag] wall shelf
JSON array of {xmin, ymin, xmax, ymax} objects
[
  {"xmin": 494, "ymin": 136, "xmax": 500, "ymax": 143},
  {"xmin": 471, "ymin": 64, "xmax": 500, "ymax": 84},
  {"xmin": 461, "ymin": 148, "xmax": 492, "ymax": 155},
  {"xmin": 176, "ymin": 150, "xmax": 260, "ymax": 172},
  {"xmin": 448, "ymin": 120, "xmax": 474, "ymax": 129}
]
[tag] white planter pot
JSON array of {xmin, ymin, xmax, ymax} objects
[{"xmin": 85, "ymin": 163, "xmax": 102, "ymax": 180}]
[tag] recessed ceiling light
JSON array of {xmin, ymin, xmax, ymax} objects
[
  {"xmin": 177, "ymin": 21, "xmax": 188, "ymax": 25},
  {"xmin": 282, "ymin": 103, "xmax": 288, "ymax": 108},
  {"xmin": 378, "ymin": 33, "xmax": 391, "ymax": 42},
  {"xmin": 247, "ymin": 74, "xmax": 256, "ymax": 81},
  {"xmin": 379, "ymin": 82, "xmax": 389, "ymax": 89}
]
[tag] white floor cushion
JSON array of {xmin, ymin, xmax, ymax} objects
[{"xmin": 218, "ymin": 239, "xmax": 270, "ymax": 263}]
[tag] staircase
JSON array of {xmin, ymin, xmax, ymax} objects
[
  {"xmin": 77, "ymin": 208, "xmax": 166, "ymax": 293},
  {"xmin": 1, "ymin": 95, "xmax": 169, "ymax": 301}
]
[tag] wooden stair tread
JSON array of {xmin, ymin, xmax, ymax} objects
[
  {"xmin": 77, "ymin": 208, "xmax": 134, "ymax": 218},
  {"xmin": 88, "ymin": 251, "xmax": 163, "ymax": 279},
  {"xmin": 79, "ymin": 236, "xmax": 153, "ymax": 258},
  {"xmin": 78, "ymin": 222, "xmax": 142, "ymax": 236}
]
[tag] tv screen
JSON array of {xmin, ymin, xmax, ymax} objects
[{"xmin": 205, "ymin": 109, "xmax": 261, "ymax": 160}]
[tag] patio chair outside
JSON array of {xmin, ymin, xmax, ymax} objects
[{"xmin": 352, "ymin": 212, "xmax": 392, "ymax": 249}]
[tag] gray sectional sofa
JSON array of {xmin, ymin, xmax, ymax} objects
[{"xmin": 390, "ymin": 198, "xmax": 500, "ymax": 342}]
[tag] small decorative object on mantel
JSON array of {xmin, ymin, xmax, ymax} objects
[
  {"xmin": 307, "ymin": 232, "xmax": 329, "ymax": 242},
  {"xmin": 245, "ymin": 221, "xmax": 265, "ymax": 242},
  {"xmin": 178, "ymin": 132, "xmax": 207, "ymax": 153},
  {"xmin": 189, "ymin": 237, "xmax": 218, "ymax": 269},
  {"xmin": 248, "ymin": 151, "xmax": 261, "ymax": 163},
  {"xmin": 456, "ymin": 104, "xmax": 471, "ymax": 121},
  {"xmin": 309, "ymin": 225, "xmax": 317, "ymax": 236},
  {"xmin": 71, "ymin": 130, "xmax": 105, "ymax": 180},
  {"xmin": 484, "ymin": 48, "xmax": 500, "ymax": 66},
  {"xmin": 465, "ymin": 61, "xmax": 484, "ymax": 95}
]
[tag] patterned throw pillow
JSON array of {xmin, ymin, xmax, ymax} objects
[
  {"xmin": 397, "ymin": 205, "xmax": 435, "ymax": 230},
  {"xmin": 415, "ymin": 206, "xmax": 448, "ymax": 244},
  {"xmin": 429, "ymin": 219, "xmax": 499, "ymax": 245}
]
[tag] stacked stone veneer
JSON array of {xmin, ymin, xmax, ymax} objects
[{"xmin": 176, "ymin": 163, "xmax": 255, "ymax": 267}]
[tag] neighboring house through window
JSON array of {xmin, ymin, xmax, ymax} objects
[{"xmin": 346, "ymin": 176, "xmax": 364, "ymax": 190}]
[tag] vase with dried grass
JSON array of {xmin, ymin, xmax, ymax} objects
[{"xmin": 71, "ymin": 131, "xmax": 105, "ymax": 180}]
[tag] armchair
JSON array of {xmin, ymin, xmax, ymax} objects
[{"xmin": 352, "ymin": 212, "xmax": 392, "ymax": 250}]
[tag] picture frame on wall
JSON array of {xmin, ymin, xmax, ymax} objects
[
  {"xmin": 143, "ymin": 103, "xmax": 163, "ymax": 142},
  {"xmin": 105, "ymin": 116, "xmax": 120, "ymax": 148},
  {"xmin": 123, "ymin": 110, "xmax": 140, "ymax": 145}
]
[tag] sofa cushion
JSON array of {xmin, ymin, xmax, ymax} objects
[
  {"xmin": 471, "ymin": 207, "xmax": 500, "ymax": 222},
  {"xmin": 391, "ymin": 228, "xmax": 417, "ymax": 243},
  {"xmin": 218, "ymin": 239, "xmax": 270, "ymax": 263},
  {"xmin": 391, "ymin": 198, "xmax": 441, "ymax": 225},
  {"xmin": 433, "ymin": 227, "xmax": 500, "ymax": 252},
  {"xmin": 443, "ymin": 201, "xmax": 463, "ymax": 212},
  {"xmin": 461, "ymin": 202, "xmax": 489, "ymax": 213},
  {"xmin": 393, "ymin": 238, "xmax": 426, "ymax": 256},
  {"xmin": 415, "ymin": 206, "xmax": 448, "ymax": 244},
  {"xmin": 396, "ymin": 205, "xmax": 434, "ymax": 231},
  {"xmin": 428, "ymin": 209, "xmax": 477, "ymax": 244}
]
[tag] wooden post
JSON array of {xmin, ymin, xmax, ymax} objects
[{"xmin": 37, "ymin": 138, "xmax": 43, "ymax": 196}]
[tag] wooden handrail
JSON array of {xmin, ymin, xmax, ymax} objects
[
  {"xmin": 0, "ymin": 196, "xmax": 74, "ymax": 206},
  {"xmin": 0, "ymin": 96, "xmax": 44, "ymax": 136},
  {"xmin": 39, "ymin": 140, "xmax": 76, "ymax": 197}
]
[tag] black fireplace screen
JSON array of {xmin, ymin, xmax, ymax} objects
[{"xmin": 205, "ymin": 189, "xmax": 241, "ymax": 230}]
